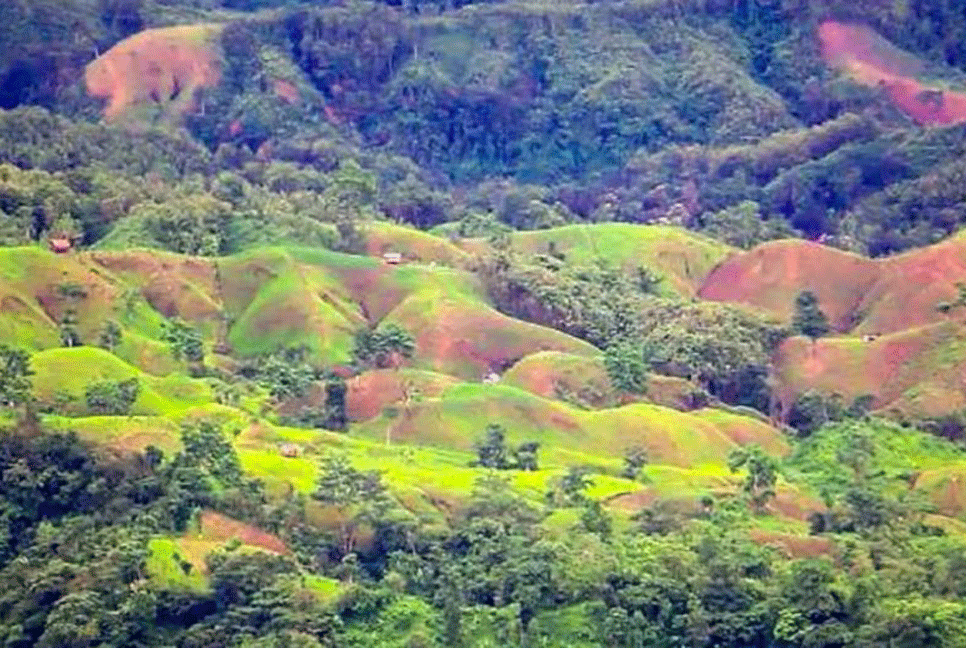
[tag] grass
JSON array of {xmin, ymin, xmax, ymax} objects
[
  {"xmin": 31, "ymin": 347, "xmax": 213, "ymax": 416},
  {"xmin": 44, "ymin": 415, "xmax": 182, "ymax": 453},
  {"xmin": 502, "ymin": 351, "xmax": 613, "ymax": 405},
  {"xmin": 146, "ymin": 537, "xmax": 211, "ymax": 593},
  {"xmin": 354, "ymin": 381, "xmax": 786, "ymax": 468},
  {"xmin": 506, "ymin": 224, "xmax": 732, "ymax": 297},
  {"xmin": 364, "ymin": 221, "xmax": 469, "ymax": 267},
  {"xmin": 774, "ymin": 322, "xmax": 966, "ymax": 419},
  {"xmin": 225, "ymin": 252, "xmax": 364, "ymax": 363}
]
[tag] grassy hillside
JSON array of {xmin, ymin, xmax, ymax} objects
[{"xmin": 4, "ymin": 2, "xmax": 966, "ymax": 645}]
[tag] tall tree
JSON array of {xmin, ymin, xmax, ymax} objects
[
  {"xmin": 728, "ymin": 444, "xmax": 779, "ymax": 512},
  {"xmin": 792, "ymin": 290, "xmax": 831, "ymax": 339},
  {"xmin": 0, "ymin": 345, "xmax": 33, "ymax": 411}
]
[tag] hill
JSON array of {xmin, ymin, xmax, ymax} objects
[
  {"xmin": 700, "ymin": 233, "xmax": 966, "ymax": 336},
  {"xmin": 4, "ymin": 1, "xmax": 966, "ymax": 646}
]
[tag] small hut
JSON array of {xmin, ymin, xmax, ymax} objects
[
  {"xmin": 279, "ymin": 443, "xmax": 301, "ymax": 458},
  {"xmin": 48, "ymin": 237, "xmax": 73, "ymax": 254}
]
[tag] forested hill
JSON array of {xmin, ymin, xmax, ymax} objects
[{"xmin": 3, "ymin": 1, "xmax": 966, "ymax": 648}]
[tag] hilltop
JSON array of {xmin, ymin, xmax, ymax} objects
[{"xmin": 2, "ymin": 1, "xmax": 966, "ymax": 646}]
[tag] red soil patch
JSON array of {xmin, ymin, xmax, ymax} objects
[
  {"xmin": 274, "ymin": 79, "xmax": 299, "ymax": 104},
  {"xmin": 397, "ymin": 301, "xmax": 597, "ymax": 380},
  {"xmin": 85, "ymin": 24, "xmax": 222, "ymax": 121},
  {"xmin": 502, "ymin": 352, "xmax": 615, "ymax": 407},
  {"xmin": 329, "ymin": 265, "xmax": 408, "ymax": 325},
  {"xmin": 818, "ymin": 21, "xmax": 966, "ymax": 126},
  {"xmin": 748, "ymin": 530, "xmax": 835, "ymax": 559},
  {"xmin": 645, "ymin": 375, "xmax": 703, "ymax": 411},
  {"xmin": 856, "ymin": 239, "xmax": 966, "ymax": 335},
  {"xmin": 769, "ymin": 487, "xmax": 825, "ymax": 522},
  {"xmin": 700, "ymin": 236, "xmax": 966, "ymax": 336},
  {"xmin": 92, "ymin": 251, "xmax": 221, "ymax": 322},
  {"xmin": 344, "ymin": 370, "xmax": 459, "ymax": 421},
  {"xmin": 197, "ymin": 510, "xmax": 288, "ymax": 555},
  {"xmin": 607, "ymin": 490, "xmax": 658, "ymax": 513},
  {"xmin": 772, "ymin": 325, "xmax": 948, "ymax": 416},
  {"xmin": 699, "ymin": 240, "xmax": 877, "ymax": 330}
]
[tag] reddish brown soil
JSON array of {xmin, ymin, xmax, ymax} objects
[
  {"xmin": 198, "ymin": 510, "xmax": 289, "ymax": 555},
  {"xmin": 699, "ymin": 240, "xmax": 878, "ymax": 330},
  {"xmin": 700, "ymin": 236, "xmax": 966, "ymax": 336},
  {"xmin": 274, "ymin": 80, "xmax": 299, "ymax": 104},
  {"xmin": 748, "ymin": 530, "xmax": 836, "ymax": 559},
  {"xmin": 92, "ymin": 251, "xmax": 221, "ymax": 322},
  {"xmin": 818, "ymin": 21, "xmax": 966, "ymax": 126},
  {"xmin": 344, "ymin": 370, "xmax": 458, "ymax": 421},
  {"xmin": 85, "ymin": 25, "xmax": 222, "ymax": 121}
]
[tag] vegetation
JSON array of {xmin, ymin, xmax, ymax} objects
[
  {"xmin": 85, "ymin": 377, "xmax": 140, "ymax": 415},
  {"xmin": 791, "ymin": 290, "xmax": 831, "ymax": 339},
  {"xmin": 1, "ymin": 0, "xmax": 966, "ymax": 646}
]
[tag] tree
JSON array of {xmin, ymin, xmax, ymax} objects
[
  {"xmin": 97, "ymin": 320, "xmax": 123, "ymax": 352},
  {"xmin": 470, "ymin": 424, "xmax": 538, "ymax": 470},
  {"xmin": 137, "ymin": 193, "xmax": 232, "ymax": 256},
  {"xmin": 313, "ymin": 452, "xmax": 404, "ymax": 555},
  {"xmin": 728, "ymin": 444, "xmax": 779, "ymax": 512},
  {"xmin": 85, "ymin": 378, "xmax": 140, "ymax": 415},
  {"xmin": 604, "ymin": 341, "xmax": 647, "ymax": 394},
  {"xmin": 513, "ymin": 441, "xmax": 540, "ymax": 471},
  {"xmin": 472, "ymin": 423, "xmax": 511, "ymax": 469},
  {"xmin": 0, "ymin": 345, "xmax": 33, "ymax": 410},
  {"xmin": 161, "ymin": 318, "xmax": 204, "ymax": 364},
  {"xmin": 59, "ymin": 309, "xmax": 82, "ymax": 347},
  {"xmin": 180, "ymin": 420, "xmax": 243, "ymax": 487},
  {"xmin": 792, "ymin": 290, "xmax": 830, "ymax": 339},
  {"xmin": 638, "ymin": 302, "xmax": 784, "ymax": 412},
  {"xmin": 620, "ymin": 446, "xmax": 648, "ymax": 480},
  {"xmin": 352, "ymin": 324, "xmax": 416, "ymax": 369},
  {"xmin": 548, "ymin": 466, "xmax": 594, "ymax": 507},
  {"xmin": 240, "ymin": 348, "xmax": 317, "ymax": 402},
  {"xmin": 324, "ymin": 377, "xmax": 348, "ymax": 431}
]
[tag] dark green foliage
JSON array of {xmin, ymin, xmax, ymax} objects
[
  {"xmin": 138, "ymin": 194, "xmax": 233, "ymax": 256},
  {"xmin": 471, "ymin": 423, "xmax": 539, "ymax": 471},
  {"xmin": 604, "ymin": 342, "xmax": 647, "ymax": 394},
  {"xmin": 313, "ymin": 452, "xmax": 412, "ymax": 556},
  {"xmin": 787, "ymin": 390, "xmax": 874, "ymax": 437},
  {"xmin": 323, "ymin": 376, "xmax": 348, "ymax": 431},
  {"xmin": 549, "ymin": 466, "xmax": 594, "ymax": 507},
  {"xmin": 180, "ymin": 419, "xmax": 244, "ymax": 487},
  {"xmin": 482, "ymin": 252, "xmax": 660, "ymax": 349},
  {"xmin": 639, "ymin": 302, "xmax": 784, "ymax": 411},
  {"xmin": 788, "ymin": 389, "xmax": 838, "ymax": 437},
  {"xmin": 59, "ymin": 308, "xmax": 81, "ymax": 347},
  {"xmin": 0, "ymin": 344, "xmax": 32, "ymax": 408},
  {"xmin": 240, "ymin": 347, "xmax": 319, "ymax": 402},
  {"xmin": 84, "ymin": 377, "xmax": 140, "ymax": 415},
  {"xmin": 791, "ymin": 290, "xmax": 831, "ymax": 339},
  {"xmin": 472, "ymin": 423, "xmax": 510, "ymax": 470},
  {"xmin": 620, "ymin": 446, "xmax": 648, "ymax": 481},
  {"xmin": 728, "ymin": 444, "xmax": 779, "ymax": 512},
  {"xmin": 97, "ymin": 319, "xmax": 123, "ymax": 352},
  {"xmin": 352, "ymin": 324, "xmax": 416, "ymax": 369},
  {"xmin": 696, "ymin": 200, "xmax": 793, "ymax": 249},
  {"xmin": 161, "ymin": 317, "xmax": 204, "ymax": 363}
]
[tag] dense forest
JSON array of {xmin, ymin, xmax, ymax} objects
[{"xmin": 2, "ymin": 0, "xmax": 966, "ymax": 646}]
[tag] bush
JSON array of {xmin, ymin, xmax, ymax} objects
[{"xmin": 85, "ymin": 378, "xmax": 140, "ymax": 415}]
